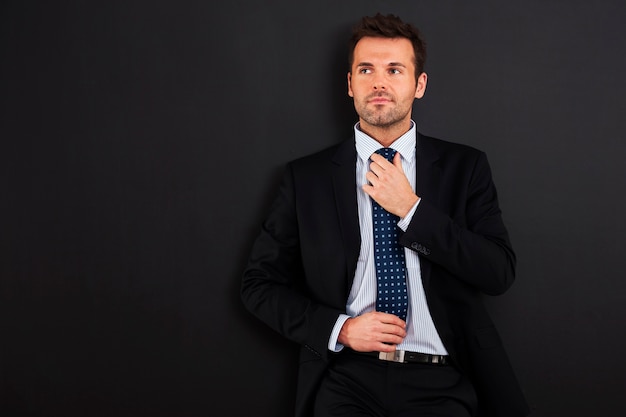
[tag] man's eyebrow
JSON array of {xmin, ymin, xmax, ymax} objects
[{"xmin": 355, "ymin": 61, "xmax": 407, "ymax": 67}]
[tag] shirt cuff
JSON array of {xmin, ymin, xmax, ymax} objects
[
  {"xmin": 397, "ymin": 198, "xmax": 420, "ymax": 231},
  {"xmin": 328, "ymin": 314, "xmax": 351, "ymax": 352}
]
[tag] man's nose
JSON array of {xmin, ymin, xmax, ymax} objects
[{"xmin": 372, "ymin": 73, "xmax": 386, "ymax": 90}]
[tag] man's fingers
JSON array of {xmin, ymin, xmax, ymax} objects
[
  {"xmin": 369, "ymin": 152, "xmax": 391, "ymax": 166},
  {"xmin": 375, "ymin": 311, "xmax": 406, "ymax": 327},
  {"xmin": 370, "ymin": 152, "xmax": 402, "ymax": 171},
  {"xmin": 393, "ymin": 151, "xmax": 403, "ymax": 168}
]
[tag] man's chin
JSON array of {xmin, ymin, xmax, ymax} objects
[{"xmin": 363, "ymin": 115, "xmax": 402, "ymax": 129}]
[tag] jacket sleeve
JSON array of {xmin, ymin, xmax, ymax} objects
[
  {"xmin": 240, "ymin": 163, "xmax": 343, "ymax": 357},
  {"xmin": 399, "ymin": 151, "xmax": 516, "ymax": 295}
]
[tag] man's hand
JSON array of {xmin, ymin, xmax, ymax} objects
[
  {"xmin": 363, "ymin": 152, "xmax": 419, "ymax": 218},
  {"xmin": 338, "ymin": 311, "xmax": 406, "ymax": 352}
]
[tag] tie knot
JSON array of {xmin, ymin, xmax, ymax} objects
[{"xmin": 375, "ymin": 148, "xmax": 397, "ymax": 162}]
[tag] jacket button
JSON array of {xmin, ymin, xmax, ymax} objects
[{"xmin": 411, "ymin": 242, "xmax": 431, "ymax": 255}]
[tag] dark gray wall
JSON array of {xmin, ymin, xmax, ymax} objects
[{"xmin": 2, "ymin": 1, "xmax": 625, "ymax": 416}]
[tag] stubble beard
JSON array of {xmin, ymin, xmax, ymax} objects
[
  {"xmin": 356, "ymin": 96, "xmax": 411, "ymax": 129},
  {"xmin": 359, "ymin": 106, "xmax": 406, "ymax": 129}
]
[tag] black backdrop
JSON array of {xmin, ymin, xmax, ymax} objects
[{"xmin": 2, "ymin": 1, "xmax": 625, "ymax": 416}]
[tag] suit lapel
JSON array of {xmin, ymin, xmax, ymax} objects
[
  {"xmin": 417, "ymin": 133, "xmax": 442, "ymax": 206},
  {"xmin": 416, "ymin": 133, "xmax": 441, "ymax": 288},
  {"xmin": 331, "ymin": 138, "xmax": 360, "ymax": 290}
]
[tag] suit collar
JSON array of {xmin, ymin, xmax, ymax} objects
[
  {"xmin": 331, "ymin": 138, "xmax": 360, "ymax": 287},
  {"xmin": 416, "ymin": 133, "xmax": 442, "ymax": 202},
  {"xmin": 415, "ymin": 133, "xmax": 442, "ymax": 288}
]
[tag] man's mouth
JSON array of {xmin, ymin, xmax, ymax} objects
[{"xmin": 367, "ymin": 94, "xmax": 393, "ymax": 104}]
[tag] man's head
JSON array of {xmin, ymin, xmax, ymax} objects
[
  {"xmin": 347, "ymin": 13, "xmax": 428, "ymax": 142},
  {"xmin": 348, "ymin": 13, "xmax": 427, "ymax": 82}
]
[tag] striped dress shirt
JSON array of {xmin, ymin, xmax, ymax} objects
[{"xmin": 329, "ymin": 121, "xmax": 447, "ymax": 355}]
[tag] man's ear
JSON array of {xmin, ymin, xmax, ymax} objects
[
  {"xmin": 415, "ymin": 72, "xmax": 428, "ymax": 99},
  {"xmin": 347, "ymin": 72, "xmax": 354, "ymax": 97}
]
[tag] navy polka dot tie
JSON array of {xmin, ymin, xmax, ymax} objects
[{"xmin": 372, "ymin": 148, "xmax": 408, "ymax": 321}]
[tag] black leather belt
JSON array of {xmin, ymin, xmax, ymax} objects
[{"xmin": 348, "ymin": 349, "xmax": 448, "ymax": 365}]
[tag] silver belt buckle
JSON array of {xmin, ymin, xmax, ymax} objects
[{"xmin": 378, "ymin": 350, "xmax": 406, "ymax": 363}]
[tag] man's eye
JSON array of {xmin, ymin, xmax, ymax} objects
[
  {"xmin": 389, "ymin": 68, "xmax": 401, "ymax": 74},
  {"xmin": 359, "ymin": 68, "xmax": 372, "ymax": 74}
]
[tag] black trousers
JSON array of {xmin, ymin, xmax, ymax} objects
[{"xmin": 314, "ymin": 350, "xmax": 477, "ymax": 417}]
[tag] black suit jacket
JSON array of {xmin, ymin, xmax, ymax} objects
[{"xmin": 242, "ymin": 133, "xmax": 530, "ymax": 417}]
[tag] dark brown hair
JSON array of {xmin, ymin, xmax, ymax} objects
[{"xmin": 348, "ymin": 13, "xmax": 427, "ymax": 79}]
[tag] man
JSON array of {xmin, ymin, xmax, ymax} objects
[{"xmin": 241, "ymin": 13, "xmax": 530, "ymax": 417}]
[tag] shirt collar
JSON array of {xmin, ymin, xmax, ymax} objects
[{"xmin": 354, "ymin": 120, "xmax": 417, "ymax": 163}]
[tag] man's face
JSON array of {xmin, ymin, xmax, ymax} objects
[{"xmin": 348, "ymin": 37, "xmax": 427, "ymax": 132}]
